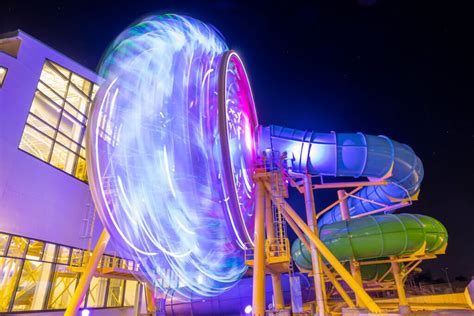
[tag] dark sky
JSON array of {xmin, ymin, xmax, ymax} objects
[{"xmin": 2, "ymin": 1, "xmax": 473, "ymax": 279}]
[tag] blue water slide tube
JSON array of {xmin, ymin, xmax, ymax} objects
[{"xmin": 257, "ymin": 125, "xmax": 424, "ymax": 225}]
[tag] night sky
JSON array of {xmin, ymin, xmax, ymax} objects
[{"xmin": 2, "ymin": 1, "xmax": 473, "ymax": 280}]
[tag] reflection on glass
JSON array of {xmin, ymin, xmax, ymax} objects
[{"xmin": 12, "ymin": 261, "xmax": 52, "ymax": 311}]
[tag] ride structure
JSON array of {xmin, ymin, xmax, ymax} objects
[{"xmin": 63, "ymin": 14, "xmax": 473, "ymax": 316}]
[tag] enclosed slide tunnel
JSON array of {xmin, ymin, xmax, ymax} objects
[{"xmin": 258, "ymin": 125, "xmax": 447, "ymax": 273}]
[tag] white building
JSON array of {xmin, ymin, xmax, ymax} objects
[{"xmin": 0, "ymin": 30, "xmax": 140, "ymax": 315}]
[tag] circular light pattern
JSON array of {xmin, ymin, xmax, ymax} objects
[
  {"xmin": 218, "ymin": 51, "xmax": 258, "ymax": 248},
  {"xmin": 87, "ymin": 14, "xmax": 258, "ymax": 298}
]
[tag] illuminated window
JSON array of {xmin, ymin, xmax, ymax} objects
[
  {"xmin": 7, "ymin": 236, "xmax": 28, "ymax": 258},
  {"xmin": 123, "ymin": 280, "xmax": 138, "ymax": 306},
  {"xmin": 87, "ymin": 277, "xmax": 108, "ymax": 307},
  {"xmin": 0, "ymin": 258, "xmax": 23, "ymax": 312},
  {"xmin": 107, "ymin": 279, "xmax": 124, "ymax": 307},
  {"xmin": 12, "ymin": 260, "xmax": 53, "ymax": 311},
  {"xmin": 0, "ymin": 233, "xmax": 9, "ymax": 255},
  {"xmin": 19, "ymin": 60, "xmax": 99, "ymax": 182},
  {"xmin": 0, "ymin": 231, "xmax": 137, "ymax": 312},
  {"xmin": 47, "ymin": 264, "xmax": 79, "ymax": 309},
  {"xmin": 0, "ymin": 66, "xmax": 7, "ymax": 87}
]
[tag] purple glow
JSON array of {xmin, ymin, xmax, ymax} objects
[
  {"xmin": 87, "ymin": 15, "xmax": 256, "ymax": 297},
  {"xmin": 221, "ymin": 52, "xmax": 258, "ymax": 247}
]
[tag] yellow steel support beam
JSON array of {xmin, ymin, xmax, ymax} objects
[
  {"xmin": 349, "ymin": 260, "xmax": 365, "ymax": 308},
  {"xmin": 264, "ymin": 182, "xmax": 382, "ymax": 314},
  {"xmin": 252, "ymin": 180, "xmax": 266, "ymax": 316},
  {"xmin": 145, "ymin": 285, "xmax": 156, "ymax": 313},
  {"xmin": 65, "ymin": 229, "xmax": 110, "ymax": 316},
  {"xmin": 265, "ymin": 193, "xmax": 284, "ymax": 310},
  {"xmin": 303, "ymin": 174, "xmax": 327, "ymax": 316},
  {"xmin": 390, "ymin": 256, "xmax": 410, "ymax": 312},
  {"xmin": 285, "ymin": 214, "xmax": 356, "ymax": 309},
  {"xmin": 338, "ymin": 190, "xmax": 365, "ymax": 308}
]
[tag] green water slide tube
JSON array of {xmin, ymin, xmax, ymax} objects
[{"xmin": 291, "ymin": 214, "xmax": 448, "ymax": 280}]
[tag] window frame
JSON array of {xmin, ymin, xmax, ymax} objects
[{"xmin": 18, "ymin": 59, "xmax": 96, "ymax": 183}]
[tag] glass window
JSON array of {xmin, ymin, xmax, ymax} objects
[
  {"xmin": 75, "ymin": 157, "xmax": 87, "ymax": 182},
  {"xmin": 29, "ymin": 91, "xmax": 62, "ymax": 126},
  {"xmin": 0, "ymin": 233, "xmax": 9, "ymax": 256},
  {"xmin": 58, "ymin": 113, "xmax": 83, "ymax": 143},
  {"xmin": 86, "ymin": 277, "xmax": 108, "ymax": 308},
  {"xmin": 47, "ymin": 265, "xmax": 78, "ymax": 309},
  {"xmin": 123, "ymin": 280, "xmax": 138, "ymax": 306},
  {"xmin": 7, "ymin": 236, "xmax": 29, "ymax": 258},
  {"xmin": 71, "ymin": 249, "xmax": 84, "ymax": 267},
  {"xmin": 26, "ymin": 240, "xmax": 44, "ymax": 261},
  {"xmin": 39, "ymin": 62, "xmax": 69, "ymax": 97},
  {"xmin": 107, "ymin": 279, "xmax": 124, "ymax": 307},
  {"xmin": 56, "ymin": 246, "xmax": 70, "ymax": 264},
  {"xmin": 12, "ymin": 260, "xmax": 52, "ymax": 311},
  {"xmin": 66, "ymin": 84, "xmax": 90, "ymax": 115},
  {"xmin": 0, "ymin": 258, "xmax": 23, "ymax": 312},
  {"xmin": 19, "ymin": 60, "xmax": 97, "ymax": 182},
  {"xmin": 26, "ymin": 115, "xmax": 56, "ymax": 138},
  {"xmin": 71, "ymin": 73, "xmax": 92, "ymax": 96},
  {"xmin": 43, "ymin": 243, "xmax": 56, "ymax": 262},
  {"xmin": 19, "ymin": 126, "xmax": 54, "ymax": 162},
  {"xmin": 0, "ymin": 66, "xmax": 7, "ymax": 87}
]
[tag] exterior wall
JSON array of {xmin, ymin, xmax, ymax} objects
[{"xmin": 0, "ymin": 31, "xmax": 108, "ymax": 252}]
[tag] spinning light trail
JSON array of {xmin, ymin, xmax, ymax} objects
[{"xmin": 87, "ymin": 15, "xmax": 258, "ymax": 297}]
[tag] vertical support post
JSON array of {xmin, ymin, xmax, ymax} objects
[
  {"xmin": 303, "ymin": 174, "xmax": 327, "ymax": 316},
  {"xmin": 390, "ymin": 256, "xmax": 410, "ymax": 313},
  {"xmin": 65, "ymin": 229, "xmax": 110, "ymax": 316},
  {"xmin": 146, "ymin": 285, "xmax": 156, "ymax": 313},
  {"xmin": 338, "ymin": 189, "xmax": 365, "ymax": 308},
  {"xmin": 253, "ymin": 180, "xmax": 266, "ymax": 316},
  {"xmin": 265, "ymin": 193, "xmax": 284, "ymax": 310},
  {"xmin": 349, "ymin": 260, "xmax": 365, "ymax": 308},
  {"xmin": 133, "ymin": 283, "xmax": 143, "ymax": 316}
]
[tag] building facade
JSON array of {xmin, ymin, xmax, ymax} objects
[{"xmin": 0, "ymin": 30, "xmax": 140, "ymax": 315}]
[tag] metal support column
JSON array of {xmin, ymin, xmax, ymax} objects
[
  {"xmin": 265, "ymin": 193, "xmax": 284, "ymax": 310},
  {"xmin": 390, "ymin": 256, "xmax": 410, "ymax": 313},
  {"xmin": 264, "ymin": 182, "xmax": 382, "ymax": 314},
  {"xmin": 303, "ymin": 174, "xmax": 327, "ymax": 316},
  {"xmin": 338, "ymin": 189, "xmax": 365, "ymax": 308},
  {"xmin": 65, "ymin": 229, "xmax": 110, "ymax": 316},
  {"xmin": 252, "ymin": 180, "xmax": 266, "ymax": 316}
]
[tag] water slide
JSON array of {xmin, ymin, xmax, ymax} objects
[{"xmin": 257, "ymin": 126, "xmax": 448, "ymax": 275}]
